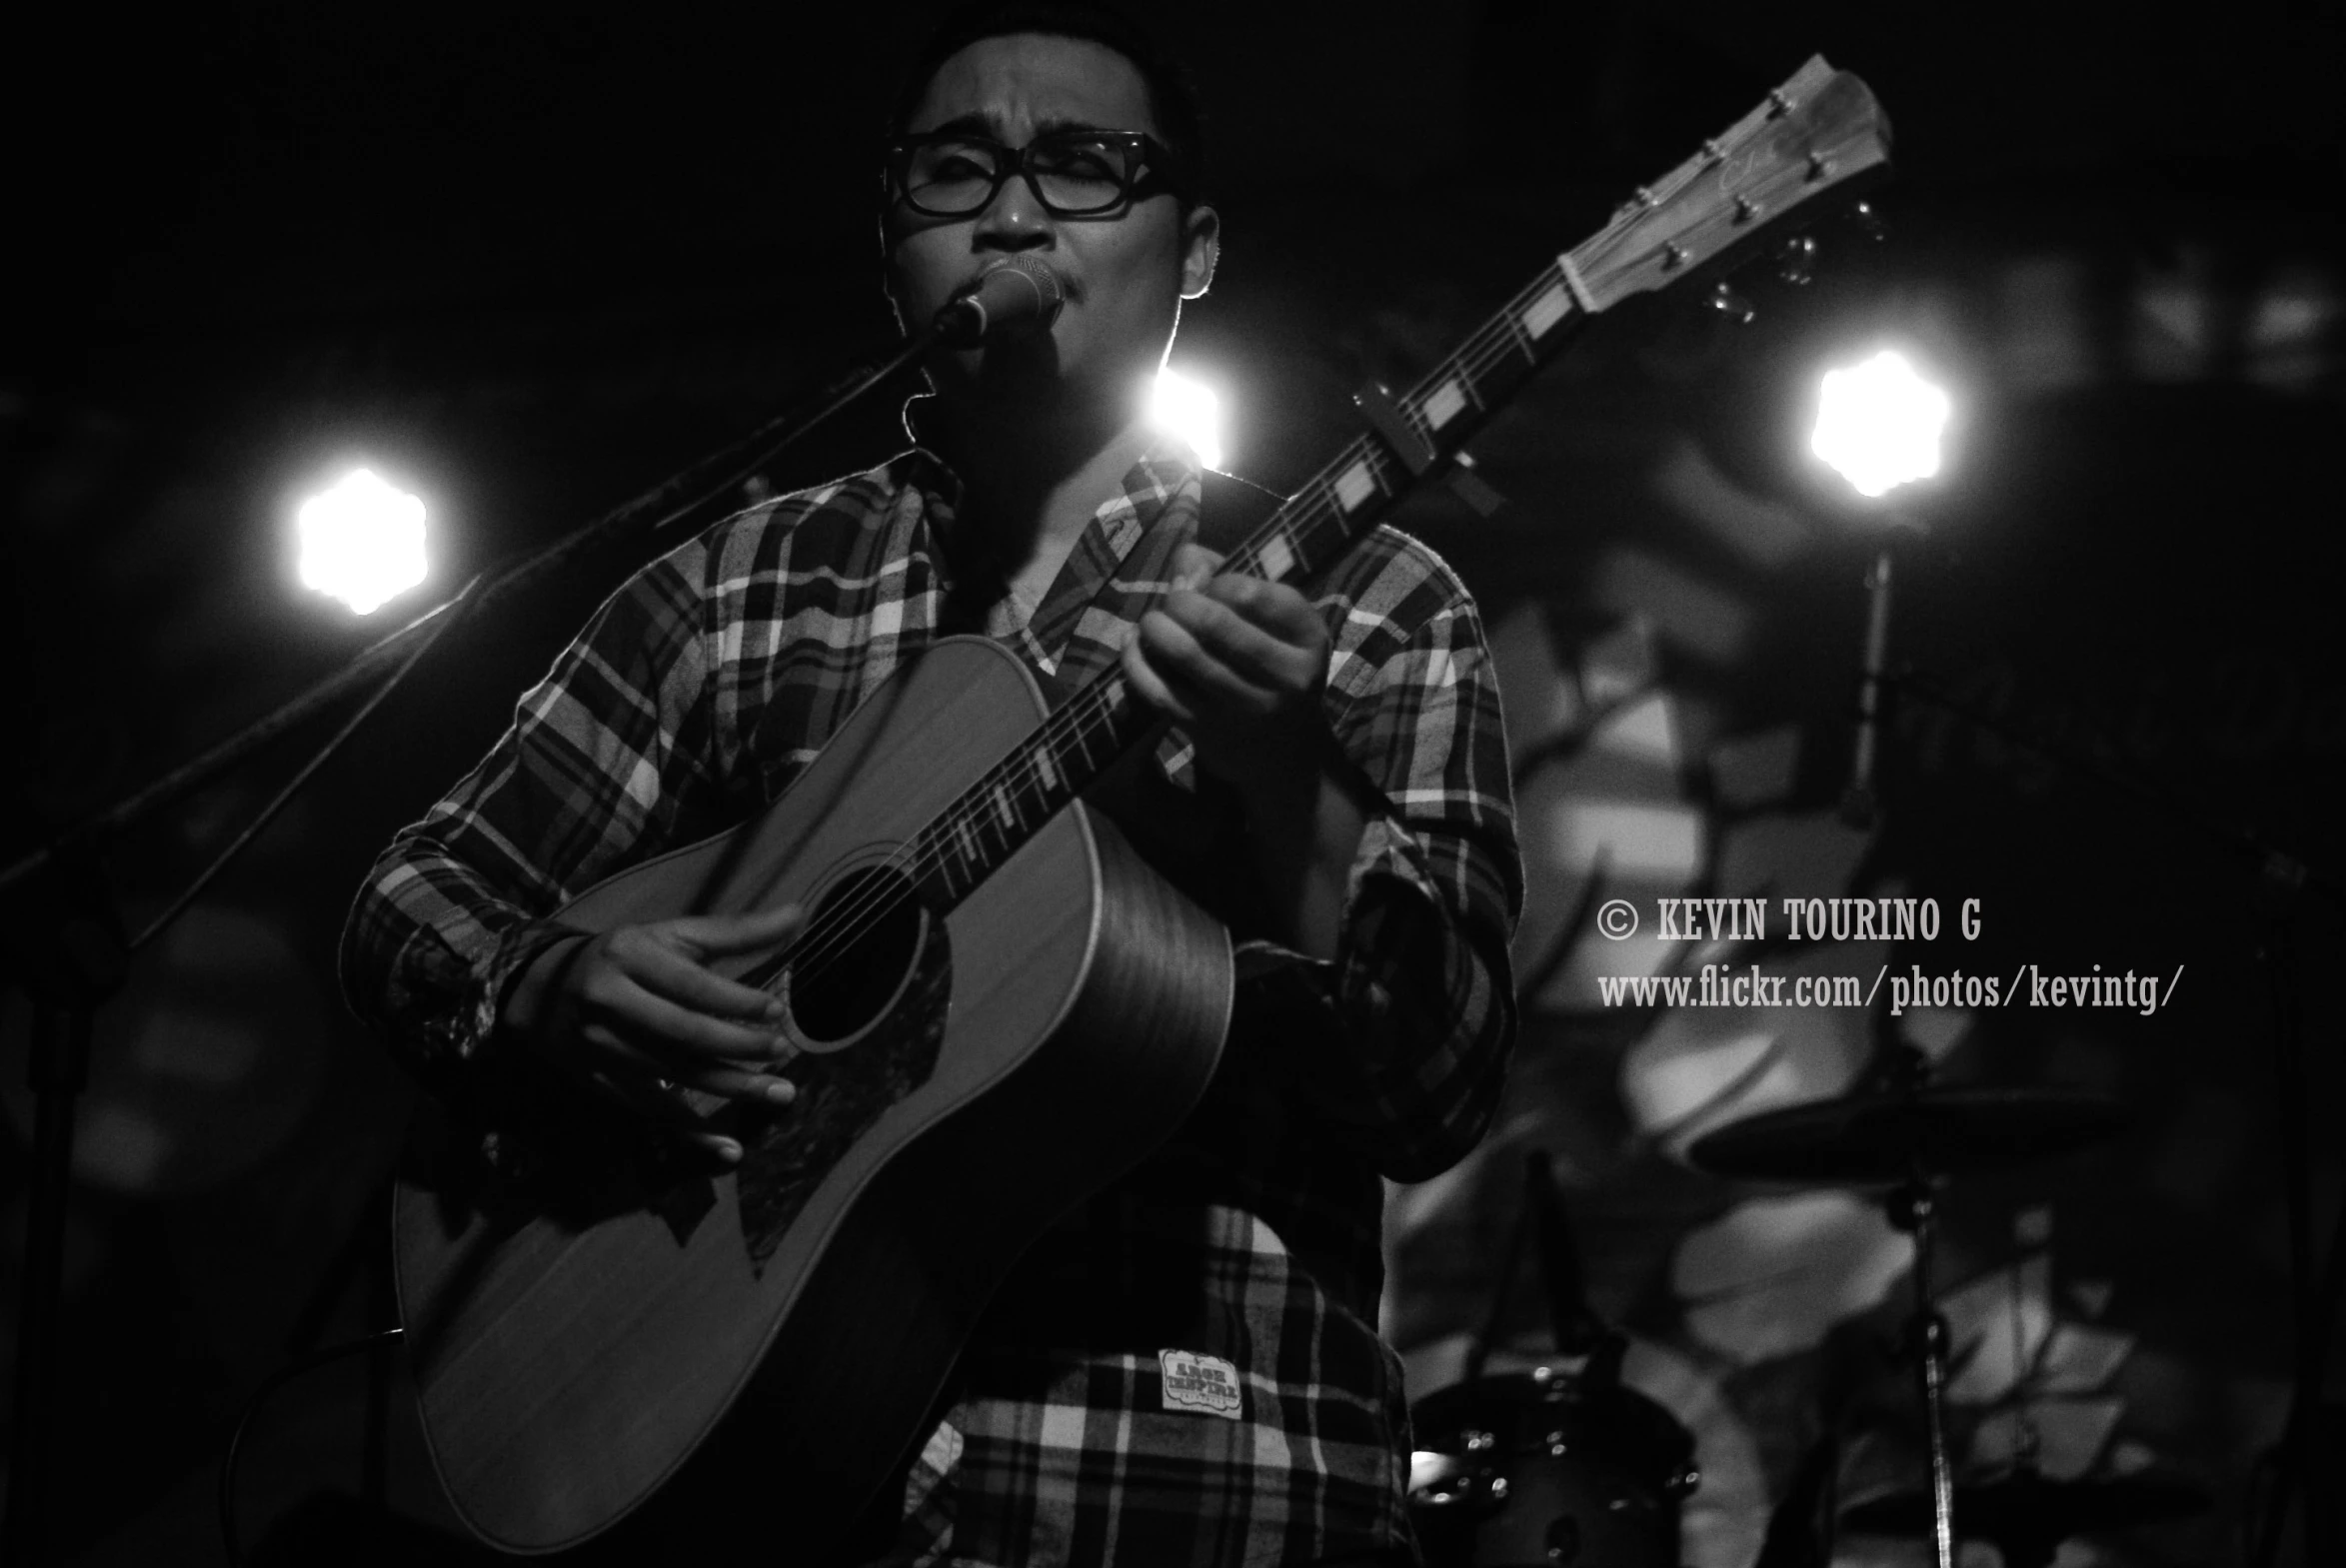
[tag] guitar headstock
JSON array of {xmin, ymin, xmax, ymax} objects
[{"xmin": 1564, "ymin": 57, "xmax": 1892, "ymax": 314}]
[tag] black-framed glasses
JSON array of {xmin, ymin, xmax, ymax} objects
[{"xmin": 885, "ymin": 128, "xmax": 1188, "ymax": 217}]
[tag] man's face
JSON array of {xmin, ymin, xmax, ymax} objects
[{"xmin": 885, "ymin": 33, "xmax": 1217, "ymax": 423}]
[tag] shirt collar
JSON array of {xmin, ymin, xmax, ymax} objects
[
  {"xmin": 889, "ymin": 429, "xmax": 1204, "ymax": 670},
  {"xmin": 892, "ymin": 395, "xmax": 1204, "ymax": 562}
]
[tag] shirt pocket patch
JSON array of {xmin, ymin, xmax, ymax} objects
[{"xmin": 1158, "ymin": 1349, "xmax": 1243, "ymax": 1420}]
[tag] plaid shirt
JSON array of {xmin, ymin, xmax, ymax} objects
[{"xmin": 341, "ymin": 444, "xmax": 1520, "ymax": 1566}]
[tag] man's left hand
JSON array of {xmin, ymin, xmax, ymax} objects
[{"xmin": 1121, "ymin": 543, "xmax": 1330, "ymax": 806}]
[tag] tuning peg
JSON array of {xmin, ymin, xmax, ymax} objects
[
  {"xmin": 1706, "ymin": 281, "xmax": 1756, "ymax": 324},
  {"xmin": 1775, "ymin": 234, "xmax": 1818, "ymax": 286}
]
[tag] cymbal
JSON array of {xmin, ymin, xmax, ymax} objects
[
  {"xmin": 1686, "ymin": 1086, "xmax": 2125, "ymax": 1183},
  {"xmin": 1841, "ymin": 1468, "xmax": 2210, "ymax": 1544}
]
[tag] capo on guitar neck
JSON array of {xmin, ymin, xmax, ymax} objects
[
  {"xmin": 1352, "ymin": 382, "xmax": 1437, "ymax": 476},
  {"xmin": 1353, "ymin": 382, "xmax": 1507, "ymax": 518}
]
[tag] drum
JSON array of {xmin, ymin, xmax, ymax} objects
[{"xmin": 1407, "ymin": 1365, "xmax": 1698, "ymax": 1568}]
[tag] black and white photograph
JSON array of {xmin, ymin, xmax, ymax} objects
[{"xmin": 3, "ymin": 2, "xmax": 2340, "ymax": 1564}]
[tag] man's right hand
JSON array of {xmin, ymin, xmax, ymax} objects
[{"xmin": 501, "ymin": 902, "xmax": 806, "ymax": 1164}]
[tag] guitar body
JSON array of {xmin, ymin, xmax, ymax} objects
[{"xmin": 393, "ymin": 636, "xmax": 1235, "ymax": 1555}]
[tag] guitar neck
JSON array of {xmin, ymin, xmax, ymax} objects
[{"xmin": 1236, "ymin": 270, "xmax": 1596, "ymax": 581}]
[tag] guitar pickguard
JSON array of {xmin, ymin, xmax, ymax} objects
[{"xmin": 735, "ymin": 918, "xmax": 954, "ymax": 1273}]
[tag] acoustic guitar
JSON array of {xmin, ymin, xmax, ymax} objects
[{"xmin": 394, "ymin": 56, "xmax": 1890, "ymax": 1555}]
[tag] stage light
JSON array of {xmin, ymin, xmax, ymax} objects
[
  {"xmin": 1810, "ymin": 350, "xmax": 1950, "ymax": 500},
  {"xmin": 297, "ymin": 468, "xmax": 426, "ymax": 614},
  {"xmin": 1152, "ymin": 367, "xmax": 1223, "ymax": 471}
]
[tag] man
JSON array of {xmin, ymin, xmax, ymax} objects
[{"xmin": 342, "ymin": 3, "xmax": 1520, "ymax": 1562}]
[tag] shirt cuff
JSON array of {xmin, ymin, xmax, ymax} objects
[
  {"xmin": 1228, "ymin": 812, "xmax": 1446, "ymax": 988},
  {"xmin": 402, "ymin": 915, "xmax": 591, "ymax": 1117}
]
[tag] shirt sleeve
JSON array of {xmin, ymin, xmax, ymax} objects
[
  {"xmin": 1264, "ymin": 527, "xmax": 1522, "ymax": 1183},
  {"xmin": 336, "ymin": 535, "xmax": 727, "ymax": 1116}
]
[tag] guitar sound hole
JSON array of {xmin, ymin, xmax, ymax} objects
[{"xmin": 788, "ymin": 864, "xmax": 925, "ymax": 1044}]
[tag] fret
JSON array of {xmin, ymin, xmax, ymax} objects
[
  {"xmin": 1404, "ymin": 351, "xmax": 1489, "ymax": 438},
  {"xmin": 1239, "ymin": 510, "xmax": 1296, "ymax": 584},
  {"xmin": 1253, "ymin": 528, "xmax": 1295, "ymax": 585},
  {"xmin": 1498, "ymin": 306, "xmax": 1537, "ymax": 363},
  {"xmin": 1083, "ymin": 694, "xmax": 1124, "ymax": 762},
  {"xmin": 1432, "ymin": 327, "xmax": 1532, "ymax": 423},
  {"xmin": 1052, "ymin": 712, "xmax": 1089, "ymax": 775},
  {"xmin": 972, "ymin": 795, "xmax": 1010, "ymax": 861},
  {"xmin": 1518, "ymin": 279, "xmax": 1574, "ymax": 341},
  {"xmin": 1419, "ymin": 374, "xmax": 1472, "ymax": 431},
  {"xmin": 1283, "ymin": 477, "xmax": 1365, "ymax": 574},
  {"xmin": 928, "ymin": 708, "xmax": 1108, "ymax": 901},
  {"xmin": 1048, "ymin": 725, "xmax": 1085, "ymax": 793},
  {"xmin": 921, "ymin": 826, "xmax": 967, "ymax": 903},
  {"xmin": 1380, "ymin": 390, "xmax": 1434, "ymax": 449},
  {"xmin": 1251, "ymin": 501, "xmax": 1308, "ymax": 572},
  {"xmin": 999, "ymin": 745, "xmax": 1046, "ymax": 819},
  {"xmin": 1025, "ymin": 762, "xmax": 1058, "ymax": 826},
  {"xmin": 1331, "ymin": 457, "xmax": 1378, "ymax": 514},
  {"xmin": 1463, "ymin": 350, "xmax": 1496, "ymax": 406},
  {"xmin": 1354, "ymin": 440, "xmax": 1404, "ymax": 502}
]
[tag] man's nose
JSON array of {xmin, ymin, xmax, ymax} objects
[{"xmin": 973, "ymin": 168, "xmax": 1055, "ymax": 250}]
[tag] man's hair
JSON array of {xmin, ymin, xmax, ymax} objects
[{"xmin": 884, "ymin": 0, "xmax": 1207, "ymax": 205}]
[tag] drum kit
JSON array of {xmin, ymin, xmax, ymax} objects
[{"xmin": 1402, "ymin": 1045, "xmax": 2208, "ymax": 1568}]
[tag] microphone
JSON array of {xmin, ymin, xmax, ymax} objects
[{"xmin": 932, "ymin": 256, "xmax": 1065, "ymax": 348}]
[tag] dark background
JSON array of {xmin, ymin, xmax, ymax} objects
[{"xmin": 2, "ymin": 2, "xmax": 2340, "ymax": 1564}]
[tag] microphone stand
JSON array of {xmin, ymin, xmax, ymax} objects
[
  {"xmin": 1826, "ymin": 510, "xmax": 1955, "ymax": 1568},
  {"xmin": 0, "ymin": 320, "xmax": 949, "ymax": 1565},
  {"xmin": 1840, "ymin": 545, "xmax": 1894, "ymax": 829},
  {"xmin": 1840, "ymin": 509, "xmax": 1927, "ymax": 831}
]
